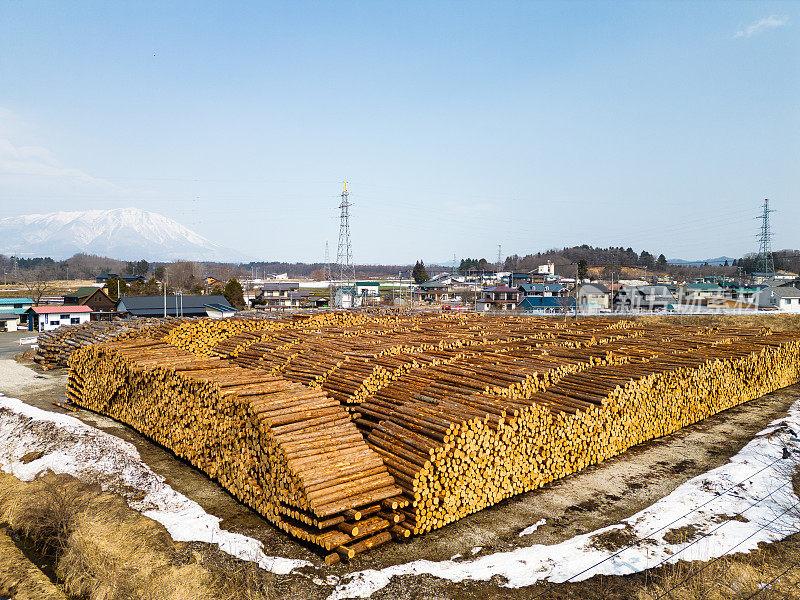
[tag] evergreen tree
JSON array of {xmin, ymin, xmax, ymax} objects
[
  {"xmin": 577, "ymin": 259, "xmax": 588, "ymax": 281},
  {"xmin": 106, "ymin": 277, "xmax": 127, "ymax": 301},
  {"xmin": 223, "ymin": 278, "xmax": 245, "ymax": 309},
  {"xmin": 412, "ymin": 261, "xmax": 430, "ymax": 283},
  {"xmin": 656, "ymin": 254, "xmax": 668, "ymax": 270}
]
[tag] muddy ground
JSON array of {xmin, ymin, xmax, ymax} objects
[{"xmin": 2, "ymin": 329, "xmax": 800, "ymax": 599}]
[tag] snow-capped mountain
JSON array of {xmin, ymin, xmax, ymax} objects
[{"xmin": 0, "ymin": 207, "xmax": 248, "ymax": 262}]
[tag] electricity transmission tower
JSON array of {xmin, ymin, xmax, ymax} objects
[
  {"xmin": 496, "ymin": 244, "xmax": 502, "ymax": 279},
  {"xmin": 336, "ymin": 182, "xmax": 355, "ymax": 305},
  {"xmin": 756, "ymin": 198, "xmax": 775, "ymax": 276}
]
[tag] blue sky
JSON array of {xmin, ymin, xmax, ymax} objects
[{"xmin": 1, "ymin": 1, "xmax": 797, "ymax": 264}]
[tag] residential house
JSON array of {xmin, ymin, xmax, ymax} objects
[
  {"xmin": 116, "ymin": 295, "xmax": 235, "ymax": 318},
  {"xmin": 476, "ymin": 285, "xmax": 520, "ymax": 312},
  {"xmin": 537, "ymin": 262, "xmax": 555, "ymax": 276},
  {"xmin": 63, "ymin": 286, "xmax": 117, "ymax": 317},
  {"xmin": 753, "ymin": 286, "xmax": 800, "ymax": 313},
  {"xmin": 505, "ymin": 272, "xmax": 536, "ymax": 287},
  {"xmin": 577, "ymin": 283, "xmax": 611, "ymax": 313},
  {"xmin": 750, "ymin": 272, "xmax": 796, "ymax": 285},
  {"xmin": 518, "ymin": 283, "xmax": 568, "ymax": 298},
  {"xmin": 778, "ymin": 279, "xmax": 800, "ymax": 290},
  {"xmin": 253, "ymin": 282, "xmax": 310, "ymax": 310},
  {"xmin": 679, "ymin": 283, "xmax": 724, "ymax": 305},
  {"xmin": 417, "ymin": 281, "xmax": 451, "ymax": 303},
  {"xmin": 723, "ymin": 285, "xmax": 761, "ymax": 303},
  {"xmin": 27, "ymin": 305, "xmax": 92, "ymax": 332},
  {"xmin": 615, "ymin": 285, "xmax": 676, "ymax": 311},
  {"xmin": 0, "ymin": 297, "xmax": 34, "ymax": 329},
  {"xmin": 518, "ymin": 296, "xmax": 575, "ymax": 314}
]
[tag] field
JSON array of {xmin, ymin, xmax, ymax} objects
[{"xmin": 63, "ymin": 311, "xmax": 800, "ymax": 562}]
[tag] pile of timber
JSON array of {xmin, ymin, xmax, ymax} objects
[
  {"xmin": 66, "ymin": 340, "xmax": 408, "ymax": 562},
  {"xmin": 198, "ymin": 315, "xmax": 800, "ymax": 535},
  {"xmin": 34, "ymin": 317, "xmax": 191, "ymax": 369},
  {"xmin": 64, "ymin": 312, "xmax": 800, "ymax": 558},
  {"xmin": 355, "ymin": 330, "xmax": 800, "ymax": 533}
]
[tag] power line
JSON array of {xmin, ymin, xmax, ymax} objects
[
  {"xmin": 590, "ymin": 476, "xmax": 795, "ymax": 600},
  {"xmin": 528, "ymin": 452, "xmax": 789, "ymax": 599},
  {"xmin": 652, "ymin": 498, "xmax": 800, "ymax": 600},
  {"xmin": 742, "ymin": 557, "xmax": 800, "ymax": 599}
]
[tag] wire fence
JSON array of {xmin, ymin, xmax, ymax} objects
[{"xmin": 527, "ymin": 451, "xmax": 792, "ymax": 600}]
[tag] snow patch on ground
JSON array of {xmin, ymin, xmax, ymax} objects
[
  {"xmin": 329, "ymin": 401, "xmax": 800, "ymax": 599},
  {"xmin": 519, "ymin": 519, "xmax": 547, "ymax": 537},
  {"xmin": 0, "ymin": 394, "xmax": 312, "ymax": 575}
]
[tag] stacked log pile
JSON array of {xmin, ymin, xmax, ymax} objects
[
  {"xmin": 201, "ymin": 315, "xmax": 800, "ymax": 535},
  {"xmin": 34, "ymin": 317, "xmax": 191, "ymax": 369},
  {"xmin": 67, "ymin": 340, "xmax": 407, "ymax": 560},
  {"xmin": 65, "ymin": 312, "xmax": 800, "ymax": 558},
  {"xmin": 355, "ymin": 329, "xmax": 800, "ymax": 533}
]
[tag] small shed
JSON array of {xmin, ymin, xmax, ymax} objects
[
  {"xmin": 205, "ymin": 303, "xmax": 237, "ymax": 319},
  {"xmin": 27, "ymin": 305, "xmax": 92, "ymax": 332}
]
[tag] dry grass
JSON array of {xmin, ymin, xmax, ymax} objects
[
  {"xmin": 0, "ymin": 471, "xmax": 271, "ymax": 600},
  {"xmin": 0, "ymin": 527, "xmax": 67, "ymax": 600},
  {"xmin": 636, "ymin": 542, "xmax": 800, "ymax": 600},
  {"xmin": 632, "ymin": 313, "xmax": 800, "ymax": 332}
]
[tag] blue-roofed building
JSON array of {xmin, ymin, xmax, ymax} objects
[
  {"xmin": 518, "ymin": 283, "xmax": 568, "ymax": 298},
  {"xmin": 0, "ymin": 297, "xmax": 34, "ymax": 329},
  {"xmin": 518, "ymin": 296, "xmax": 575, "ymax": 313}
]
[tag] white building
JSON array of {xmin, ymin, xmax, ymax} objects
[
  {"xmin": 27, "ymin": 305, "xmax": 92, "ymax": 332},
  {"xmin": 753, "ymin": 286, "xmax": 800, "ymax": 313},
  {"xmin": 537, "ymin": 261, "xmax": 555, "ymax": 276}
]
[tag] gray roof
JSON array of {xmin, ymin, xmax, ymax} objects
[
  {"xmin": 519, "ymin": 283, "xmax": 567, "ymax": 293},
  {"xmin": 261, "ymin": 282, "xmax": 300, "ymax": 292},
  {"xmin": 118, "ymin": 295, "xmax": 234, "ymax": 316},
  {"xmin": 778, "ymin": 279, "xmax": 800, "ymax": 289},
  {"xmin": 578, "ymin": 283, "xmax": 610, "ymax": 294},
  {"xmin": 204, "ymin": 303, "xmax": 237, "ymax": 313},
  {"xmin": 763, "ymin": 286, "xmax": 800, "ymax": 298}
]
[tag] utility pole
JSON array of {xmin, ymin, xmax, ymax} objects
[
  {"xmin": 756, "ymin": 198, "xmax": 776, "ymax": 276},
  {"xmin": 574, "ymin": 263, "xmax": 579, "ymax": 319},
  {"xmin": 610, "ymin": 272, "xmax": 613, "ymax": 313},
  {"xmin": 336, "ymin": 182, "xmax": 356, "ymax": 307}
]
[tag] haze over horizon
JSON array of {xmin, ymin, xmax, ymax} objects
[{"xmin": 1, "ymin": 2, "xmax": 797, "ymax": 264}]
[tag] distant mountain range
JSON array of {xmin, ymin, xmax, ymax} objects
[
  {"xmin": 667, "ymin": 256, "xmax": 736, "ymax": 266},
  {"xmin": 0, "ymin": 207, "xmax": 249, "ymax": 262}
]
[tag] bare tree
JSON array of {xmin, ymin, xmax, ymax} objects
[
  {"xmin": 22, "ymin": 268, "xmax": 55, "ymax": 306},
  {"xmin": 555, "ymin": 294, "xmax": 573, "ymax": 322},
  {"xmin": 166, "ymin": 261, "xmax": 202, "ymax": 291}
]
